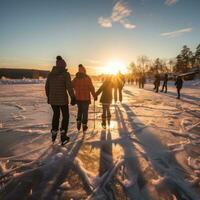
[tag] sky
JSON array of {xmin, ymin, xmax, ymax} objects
[{"xmin": 0, "ymin": 0, "xmax": 200, "ymax": 74}]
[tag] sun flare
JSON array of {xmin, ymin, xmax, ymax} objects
[{"xmin": 101, "ymin": 60, "xmax": 128, "ymax": 75}]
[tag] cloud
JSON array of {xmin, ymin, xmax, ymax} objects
[
  {"xmin": 120, "ymin": 19, "xmax": 136, "ymax": 29},
  {"xmin": 165, "ymin": 0, "xmax": 179, "ymax": 6},
  {"xmin": 98, "ymin": 17, "xmax": 112, "ymax": 28},
  {"xmin": 98, "ymin": 1, "xmax": 136, "ymax": 29},
  {"xmin": 161, "ymin": 28, "xmax": 192, "ymax": 38}
]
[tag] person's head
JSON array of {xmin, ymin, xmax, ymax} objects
[
  {"xmin": 56, "ymin": 55, "xmax": 62, "ymax": 60},
  {"xmin": 78, "ymin": 64, "xmax": 86, "ymax": 74},
  {"xmin": 56, "ymin": 56, "xmax": 66, "ymax": 68}
]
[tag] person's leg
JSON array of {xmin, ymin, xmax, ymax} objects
[
  {"xmin": 51, "ymin": 105, "xmax": 60, "ymax": 131},
  {"xmin": 177, "ymin": 88, "xmax": 180, "ymax": 99},
  {"xmin": 51, "ymin": 105, "xmax": 60, "ymax": 142},
  {"xmin": 119, "ymin": 88, "xmax": 122, "ymax": 102},
  {"xmin": 165, "ymin": 83, "xmax": 167, "ymax": 93},
  {"xmin": 107, "ymin": 104, "xmax": 111, "ymax": 126},
  {"xmin": 155, "ymin": 84, "xmax": 158, "ymax": 93},
  {"xmin": 161, "ymin": 83, "xmax": 164, "ymax": 92},
  {"xmin": 60, "ymin": 105, "xmax": 69, "ymax": 133},
  {"xmin": 77, "ymin": 102, "xmax": 83, "ymax": 130},
  {"xmin": 102, "ymin": 104, "xmax": 106, "ymax": 127},
  {"xmin": 82, "ymin": 102, "xmax": 89, "ymax": 131},
  {"xmin": 114, "ymin": 87, "xmax": 117, "ymax": 102},
  {"xmin": 60, "ymin": 105, "xmax": 70, "ymax": 145}
]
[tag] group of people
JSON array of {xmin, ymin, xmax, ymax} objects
[
  {"xmin": 45, "ymin": 56, "xmax": 125, "ymax": 145},
  {"xmin": 126, "ymin": 73, "xmax": 146, "ymax": 89},
  {"xmin": 45, "ymin": 56, "xmax": 184, "ymax": 145},
  {"xmin": 153, "ymin": 73, "xmax": 183, "ymax": 99}
]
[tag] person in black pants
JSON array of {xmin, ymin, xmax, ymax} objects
[
  {"xmin": 96, "ymin": 76, "xmax": 113, "ymax": 128},
  {"xmin": 72, "ymin": 65, "xmax": 96, "ymax": 132},
  {"xmin": 161, "ymin": 73, "xmax": 168, "ymax": 93},
  {"xmin": 154, "ymin": 73, "xmax": 160, "ymax": 93},
  {"xmin": 175, "ymin": 76, "xmax": 183, "ymax": 99},
  {"xmin": 45, "ymin": 57, "xmax": 76, "ymax": 145}
]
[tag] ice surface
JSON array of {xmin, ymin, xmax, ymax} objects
[{"xmin": 0, "ymin": 80, "xmax": 200, "ymax": 199}]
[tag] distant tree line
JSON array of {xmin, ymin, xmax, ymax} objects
[
  {"xmin": 0, "ymin": 68, "xmax": 49, "ymax": 79},
  {"xmin": 129, "ymin": 44, "xmax": 200, "ymax": 76}
]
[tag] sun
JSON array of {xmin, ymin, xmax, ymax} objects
[{"xmin": 101, "ymin": 60, "xmax": 128, "ymax": 75}]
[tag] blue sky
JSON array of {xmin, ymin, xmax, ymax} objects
[{"xmin": 0, "ymin": 0, "xmax": 199, "ymax": 74}]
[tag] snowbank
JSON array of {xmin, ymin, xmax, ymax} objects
[{"xmin": 0, "ymin": 77, "xmax": 46, "ymax": 85}]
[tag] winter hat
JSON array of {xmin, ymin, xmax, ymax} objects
[
  {"xmin": 56, "ymin": 56, "xmax": 67, "ymax": 68},
  {"xmin": 78, "ymin": 64, "xmax": 86, "ymax": 74}
]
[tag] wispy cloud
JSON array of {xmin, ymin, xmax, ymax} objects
[
  {"xmin": 165, "ymin": 0, "xmax": 179, "ymax": 6},
  {"xmin": 98, "ymin": 17, "xmax": 112, "ymax": 28},
  {"xmin": 161, "ymin": 28, "xmax": 192, "ymax": 38},
  {"xmin": 98, "ymin": 1, "xmax": 136, "ymax": 29}
]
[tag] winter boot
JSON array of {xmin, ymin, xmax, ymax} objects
[
  {"xmin": 77, "ymin": 121, "xmax": 81, "ymax": 131},
  {"xmin": 82, "ymin": 124, "xmax": 88, "ymax": 132},
  {"xmin": 60, "ymin": 130, "xmax": 70, "ymax": 146},
  {"xmin": 51, "ymin": 130, "xmax": 58, "ymax": 143}
]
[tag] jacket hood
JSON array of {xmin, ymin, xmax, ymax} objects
[{"xmin": 75, "ymin": 72, "xmax": 87, "ymax": 79}]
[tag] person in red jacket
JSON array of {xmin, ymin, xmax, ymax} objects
[{"xmin": 72, "ymin": 64, "xmax": 97, "ymax": 132}]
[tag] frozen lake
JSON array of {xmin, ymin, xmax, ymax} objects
[{"xmin": 0, "ymin": 81, "xmax": 200, "ymax": 199}]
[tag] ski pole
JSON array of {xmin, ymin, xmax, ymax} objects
[{"xmin": 94, "ymin": 100, "xmax": 96, "ymax": 130}]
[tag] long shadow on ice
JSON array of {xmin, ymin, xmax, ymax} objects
[
  {"xmin": 114, "ymin": 105, "xmax": 151, "ymax": 200},
  {"xmin": 121, "ymin": 103, "xmax": 200, "ymax": 200},
  {"xmin": 143, "ymin": 87, "xmax": 200, "ymax": 106},
  {"xmin": 99, "ymin": 130, "xmax": 113, "ymax": 176},
  {"xmin": 1, "ymin": 134, "xmax": 92, "ymax": 200}
]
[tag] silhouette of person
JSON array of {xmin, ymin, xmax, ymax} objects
[
  {"xmin": 45, "ymin": 56, "xmax": 76, "ymax": 145},
  {"xmin": 175, "ymin": 76, "xmax": 183, "ymax": 99},
  {"xmin": 154, "ymin": 73, "xmax": 160, "ymax": 93},
  {"xmin": 161, "ymin": 73, "xmax": 168, "ymax": 93},
  {"xmin": 96, "ymin": 76, "xmax": 113, "ymax": 128},
  {"xmin": 113, "ymin": 72, "xmax": 125, "ymax": 102}
]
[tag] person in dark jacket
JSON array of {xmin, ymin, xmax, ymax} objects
[
  {"xmin": 175, "ymin": 76, "xmax": 183, "ymax": 99},
  {"xmin": 113, "ymin": 72, "xmax": 125, "ymax": 102},
  {"xmin": 139, "ymin": 73, "xmax": 145, "ymax": 88},
  {"xmin": 45, "ymin": 59, "xmax": 76, "ymax": 145},
  {"xmin": 154, "ymin": 73, "xmax": 160, "ymax": 93},
  {"xmin": 161, "ymin": 73, "xmax": 168, "ymax": 93},
  {"xmin": 72, "ymin": 64, "xmax": 96, "ymax": 132},
  {"xmin": 96, "ymin": 76, "xmax": 113, "ymax": 128}
]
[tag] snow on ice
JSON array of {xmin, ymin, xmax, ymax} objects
[{"xmin": 0, "ymin": 80, "xmax": 200, "ymax": 199}]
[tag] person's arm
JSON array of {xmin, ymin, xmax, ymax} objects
[
  {"xmin": 65, "ymin": 72, "xmax": 75, "ymax": 99},
  {"xmin": 96, "ymin": 83, "xmax": 104, "ymax": 96},
  {"xmin": 88, "ymin": 77, "xmax": 96, "ymax": 99},
  {"xmin": 45, "ymin": 75, "xmax": 49, "ymax": 97}
]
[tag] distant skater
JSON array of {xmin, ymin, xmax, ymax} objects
[
  {"xmin": 72, "ymin": 64, "xmax": 96, "ymax": 132},
  {"xmin": 114, "ymin": 72, "xmax": 125, "ymax": 102},
  {"xmin": 161, "ymin": 73, "xmax": 168, "ymax": 93},
  {"xmin": 154, "ymin": 73, "xmax": 160, "ymax": 93},
  {"xmin": 139, "ymin": 73, "xmax": 145, "ymax": 89},
  {"xmin": 175, "ymin": 76, "xmax": 183, "ymax": 99},
  {"xmin": 45, "ymin": 56, "xmax": 76, "ymax": 145},
  {"xmin": 96, "ymin": 76, "xmax": 113, "ymax": 129}
]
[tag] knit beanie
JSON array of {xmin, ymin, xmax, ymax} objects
[{"xmin": 78, "ymin": 64, "xmax": 86, "ymax": 74}]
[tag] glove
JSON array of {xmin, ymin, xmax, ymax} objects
[{"xmin": 71, "ymin": 97, "xmax": 77, "ymax": 106}]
